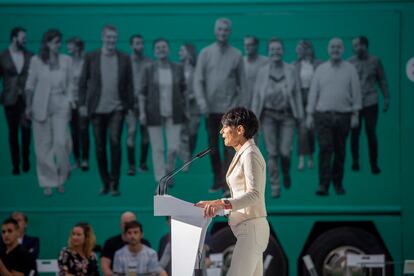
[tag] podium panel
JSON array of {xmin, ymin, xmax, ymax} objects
[{"xmin": 154, "ymin": 195, "xmax": 211, "ymax": 276}]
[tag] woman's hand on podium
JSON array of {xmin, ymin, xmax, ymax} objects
[{"xmin": 195, "ymin": 200, "xmax": 225, "ymax": 218}]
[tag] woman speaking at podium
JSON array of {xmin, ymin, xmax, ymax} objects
[{"xmin": 196, "ymin": 107, "xmax": 269, "ymax": 276}]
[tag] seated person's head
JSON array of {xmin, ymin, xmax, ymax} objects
[
  {"xmin": 68, "ymin": 222, "xmax": 96, "ymax": 257},
  {"xmin": 11, "ymin": 211, "xmax": 28, "ymax": 236},
  {"xmin": 120, "ymin": 211, "xmax": 136, "ymax": 233},
  {"xmin": 2, "ymin": 218, "xmax": 19, "ymax": 248},
  {"xmin": 124, "ymin": 220, "xmax": 143, "ymax": 246}
]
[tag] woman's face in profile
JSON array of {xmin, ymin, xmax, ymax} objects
[{"xmin": 220, "ymin": 124, "xmax": 244, "ymax": 147}]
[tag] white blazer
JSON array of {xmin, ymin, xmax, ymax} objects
[
  {"xmin": 25, "ymin": 54, "xmax": 72, "ymax": 122},
  {"xmin": 226, "ymin": 139, "xmax": 267, "ymax": 226}
]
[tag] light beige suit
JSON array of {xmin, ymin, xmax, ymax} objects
[
  {"xmin": 225, "ymin": 139, "xmax": 270, "ymax": 276},
  {"xmin": 25, "ymin": 54, "xmax": 72, "ymax": 188}
]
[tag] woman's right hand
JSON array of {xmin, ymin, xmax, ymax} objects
[{"xmin": 195, "ymin": 200, "xmax": 225, "ymax": 218}]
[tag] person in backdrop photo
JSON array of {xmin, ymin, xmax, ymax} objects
[
  {"xmin": 348, "ymin": 35, "xmax": 390, "ymax": 175},
  {"xmin": 292, "ymin": 39, "xmax": 322, "ymax": 171},
  {"xmin": 251, "ymin": 38, "xmax": 304, "ymax": 198},
  {"xmin": 78, "ymin": 24, "xmax": 134, "ymax": 196},
  {"xmin": 139, "ymin": 38, "xmax": 186, "ymax": 185},
  {"xmin": 25, "ymin": 28, "xmax": 72, "ymax": 197},
  {"xmin": 67, "ymin": 36, "xmax": 90, "ymax": 171},
  {"xmin": 243, "ymin": 35, "xmax": 268, "ymax": 109},
  {"xmin": 306, "ymin": 37, "xmax": 361, "ymax": 196},
  {"xmin": 178, "ymin": 43, "xmax": 200, "ymax": 167},
  {"xmin": 0, "ymin": 27, "xmax": 33, "ymax": 176},
  {"xmin": 193, "ymin": 18, "xmax": 248, "ymax": 194},
  {"xmin": 126, "ymin": 34, "xmax": 152, "ymax": 176},
  {"xmin": 196, "ymin": 107, "xmax": 269, "ymax": 276}
]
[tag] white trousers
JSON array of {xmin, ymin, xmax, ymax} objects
[
  {"xmin": 33, "ymin": 93, "xmax": 71, "ymax": 188},
  {"xmin": 147, "ymin": 117, "xmax": 182, "ymax": 181},
  {"xmin": 228, "ymin": 217, "xmax": 270, "ymax": 276}
]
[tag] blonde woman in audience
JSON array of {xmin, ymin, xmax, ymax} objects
[
  {"xmin": 58, "ymin": 222, "xmax": 99, "ymax": 276},
  {"xmin": 25, "ymin": 29, "xmax": 72, "ymax": 196}
]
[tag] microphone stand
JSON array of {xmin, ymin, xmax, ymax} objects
[{"xmin": 156, "ymin": 148, "xmax": 212, "ymax": 195}]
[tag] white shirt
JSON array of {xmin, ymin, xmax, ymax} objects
[
  {"xmin": 158, "ymin": 67, "xmax": 173, "ymax": 117},
  {"xmin": 299, "ymin": 60, "xmax": 314, "ymax": 89},
  {"xmin": 9, "ymin": 47, "xmax": 24, "ymax": 74}
]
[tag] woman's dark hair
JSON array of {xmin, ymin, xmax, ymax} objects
[
  {"xmin": 182, "ymin": 43, "xmax": 197, "ymax": 66},
  {"xmin": 298, "ymin": 39, "xmax": 315, "ymax": 59},
  {"xmin": 66, "ymin": 36, "xmax": 84, "ymax": 52},
  {"xmin": 221, "ymin": 107, "xmax": 259, "ymax": 139},
  {"xmin": 39, "ymin": 29, "xmax": 62, "ymax": 64}
]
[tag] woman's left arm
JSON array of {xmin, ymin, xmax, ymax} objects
[{"xmin": 227, "ymin": 152, "xmax": 263, "ymax": 211}]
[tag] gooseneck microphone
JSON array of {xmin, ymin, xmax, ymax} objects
[{"xmin": 156, "ymin": 148, "xmax": 212, "ymax": 195}]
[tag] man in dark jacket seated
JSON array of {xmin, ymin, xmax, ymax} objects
[{"xmin": 0, "ymin": 217, "xmax": 35, "ymax": 276}]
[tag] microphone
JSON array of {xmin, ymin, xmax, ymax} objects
[
  {"xmin": 195, "ymin": 147, "xmax": 212, "ymax": 158},
  {"xmin": 156, "ymin": 148, "xmax": 212, "ymax": 195}
]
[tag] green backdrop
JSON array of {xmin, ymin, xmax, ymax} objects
[{"xmin": 0, "ymin": 0, "xmax": 413, "ymax": 274}]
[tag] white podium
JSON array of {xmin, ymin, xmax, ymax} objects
[{"xmin": 154, "ymin": 195, "xmax": 211, "ymax": 276}]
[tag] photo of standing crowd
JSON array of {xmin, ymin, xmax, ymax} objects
[{"xmin": 0, "ymin": 17, "xmax": 390, "ymax": 198}]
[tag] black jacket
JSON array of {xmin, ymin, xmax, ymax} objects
[
  {"xmin": 0, "ymin": 48, "xmax": 32, "ymax": 106},
  {"xmin": 78, "ymin": 49, "xmax": 133, "ymax": 115},
  {"xmin": 140, "ymin": 61, "xmax": 186, "ymax": 126}
]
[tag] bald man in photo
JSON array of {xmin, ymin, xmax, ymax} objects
[{"xmin": 306, "ymin": 37, "xmax": 362, "ymax": 196}]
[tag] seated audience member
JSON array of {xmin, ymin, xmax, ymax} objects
[
  {"xmin": 0, "ymin": 217, "xmax": 34, "ymax": 276},
  {"xmin": 11, "ymin": 211, "xmax": 40, "ymax": 260},
  {"xmin": 101, "ymin": 211, "xmax": 151, "ymax": 276},
  {"xmin": 158, "ymin": 217, "xmax": 171, "ymax": 275},
  {"xmin": 113, "ymin": 220, "xmax": 167, "ymax": 276},
  {"xmin": 58, "ymin": 222, "xmax": 99, "ymax": 276}
]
